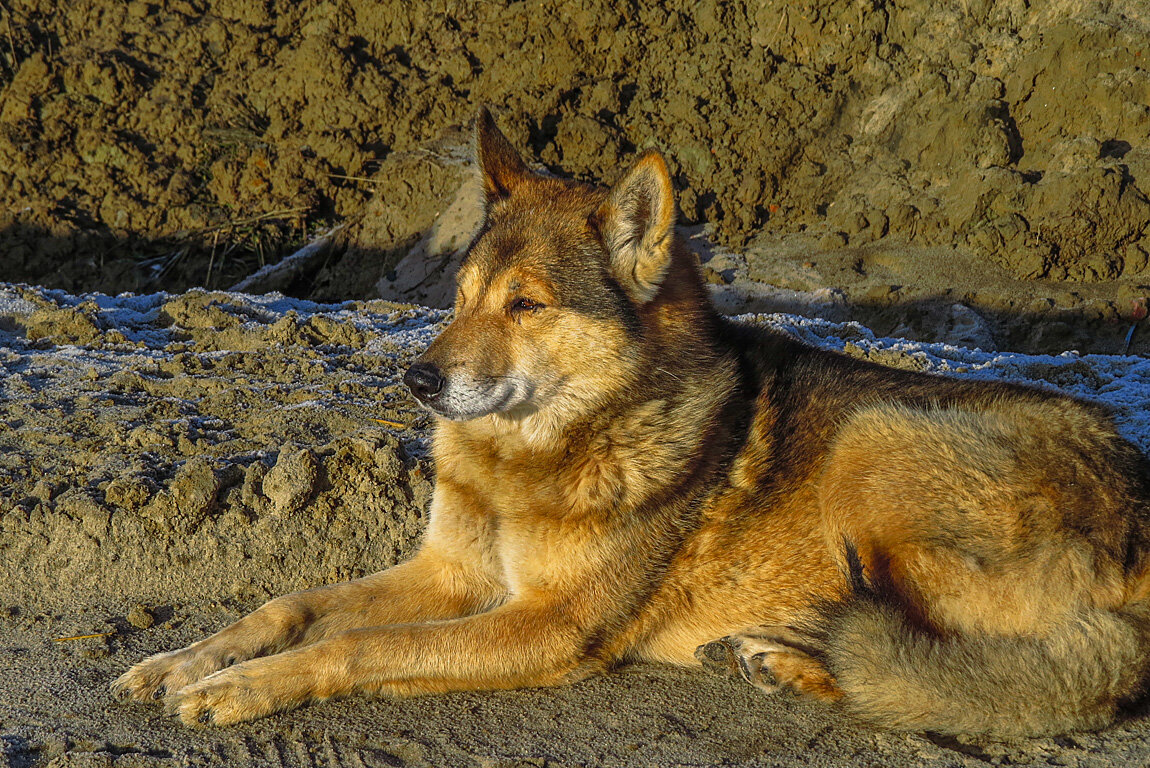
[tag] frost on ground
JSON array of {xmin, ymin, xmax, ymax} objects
[
  {"xmin": 768, "ymin": 312, "xmax": 1150, "ymax": 454},
  {"xmin": 2, "ymin": 283, "xmax": 1150, "ymax": 768}
]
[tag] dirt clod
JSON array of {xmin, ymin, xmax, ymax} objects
[{"xmin": 125, "ymin": 604, "xmax": 154, "ymax": 630}]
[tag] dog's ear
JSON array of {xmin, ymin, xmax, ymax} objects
[
  {"xmin": 475, "ymin": 106, "xmax": 529, "ymax": 207},
  {"xmin": 594, "ymin": 150, "xmax": 675, "ymax": 303}
]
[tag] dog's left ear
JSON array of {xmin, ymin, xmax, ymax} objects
[
  {"xmin": 475, "ymin": 106, "xmax": 529, "ymax": 207},
  {"xmin": 594, "ymin": 151, "xmax": 675, "ymax": 304}
]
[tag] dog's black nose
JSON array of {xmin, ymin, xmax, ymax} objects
[{"xmin": 404, "ymin": 362, "xmax": 445, "ymax": 401}]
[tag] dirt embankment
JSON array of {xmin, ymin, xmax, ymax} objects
[{"xmin": 1, "ymin": 1, "xmax": 1148, "ymax": 315}]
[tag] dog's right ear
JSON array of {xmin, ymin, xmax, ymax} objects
[
  {"xmin": 593, "ymin": 150, "xmax": 676, "ymax": 304},
  {"xmin": 475, "ymin": 107, "xmax": 529, "ymax": 207}
]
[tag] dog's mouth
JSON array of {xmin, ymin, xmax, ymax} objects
[{"xmin": 405, "ymin": 365, "xmax": 534, "ymax": 421}]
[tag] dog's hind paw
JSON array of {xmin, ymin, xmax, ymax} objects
[
  {"xmin": 695, "ymin": 626, "xmax": 842, "ymax": 701},
  {"xmin": 695, "ymin": 637, "xmax": 744, "ymax": 679},
  {"xmin": 695, "ymin": 635, "xmax": 781, "ymax": 693}
]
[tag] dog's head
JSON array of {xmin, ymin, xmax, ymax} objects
[{"xmin": 404, "ymin": 108, "xmax": 681, "ymax": 425}]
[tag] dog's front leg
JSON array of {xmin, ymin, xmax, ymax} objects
[
  {"xmin": 165, "ymin": 597, "xmax": 599, "ymax": 725},
  {"xmin": 112, "ymin": 547, "xmax": 501, "ymax": 703}
]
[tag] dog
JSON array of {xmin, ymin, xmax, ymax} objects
[{"xmin": 113, "ymin": 108, "xmax": 1150, "ymax": 738}]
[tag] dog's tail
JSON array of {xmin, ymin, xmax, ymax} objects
[{"xmin": 814, "ymin": 549, "xmax": 1150, "ymax": 739}]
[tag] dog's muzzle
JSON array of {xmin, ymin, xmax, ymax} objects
[{"xmin": 404, "ymin": 362, "xmax": 445, "ymax": 403}]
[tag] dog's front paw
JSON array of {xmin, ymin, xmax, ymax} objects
[
  {"xmin": 112, "ymin": 645, "xmax": 240, "ymax": 703},
  {"xmin": 164, "ymin": 662, "xmax": 299, "ymax": 726}
]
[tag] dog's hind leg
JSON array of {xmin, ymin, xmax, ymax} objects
[
  {"xmin": 793, "ymin": 403, "xmax": 1150, "ymax": 737},
  {"xmin": 702, "ymin": 402, "xmax": 1150, "ymax": 737}
]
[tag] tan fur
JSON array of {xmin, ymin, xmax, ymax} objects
[{"xmin": 113, "ymin": 110, "xmax": 1150, "ymax": 738}]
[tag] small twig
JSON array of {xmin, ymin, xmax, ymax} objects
[
  {"xmin": 214, "ymin": 206, "xmax": 309, "ymax": 231},
  {"xmin": 152, "ymin": 247, "xmax": 187, "ymax": 281},
  {"xmin": 229, "ymin": 223, "xmax": 344, "ymax": 294},
  {"xmin": 53, "ymin": 631, "xmax": 115, "ymax": 642},
  {"xmin": 1124, "ymin": 298, "xmax": 1147, "ymax": 355},
  {"xmin": 0, "ymin": 0, "xmax": 18, "ymax": 75},
  {"xmin": 370, "ymin": 418, "xmax": 407, "ymax": 429},
  {"xmin": 205, "ymin": 228, "xmax": 221, "ymax": 287},
  {"xmin": 328, "ymin": 173, "xmax": 384, "ymax": 185},
  {"xmin": 176, "ymin": 207, "xmax": 309, "ymax": 241},
  {"xmin": 1123, "ymin": 324, "xmax": 1138, "ymax": 355}
]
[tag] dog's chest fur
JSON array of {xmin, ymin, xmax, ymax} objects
[{"xmin": 430, "ymin": 398, "xmax": 736, "ymax": 598}]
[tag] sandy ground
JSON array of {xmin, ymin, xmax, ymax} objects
[{"xmin": 3, "ymin": 284, "xmax": 1150, "ymax": 767}]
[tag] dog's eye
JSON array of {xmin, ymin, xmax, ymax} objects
[{"xmin": 510, "ymin": 297, "xmax": 544, "ymax": 313}]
